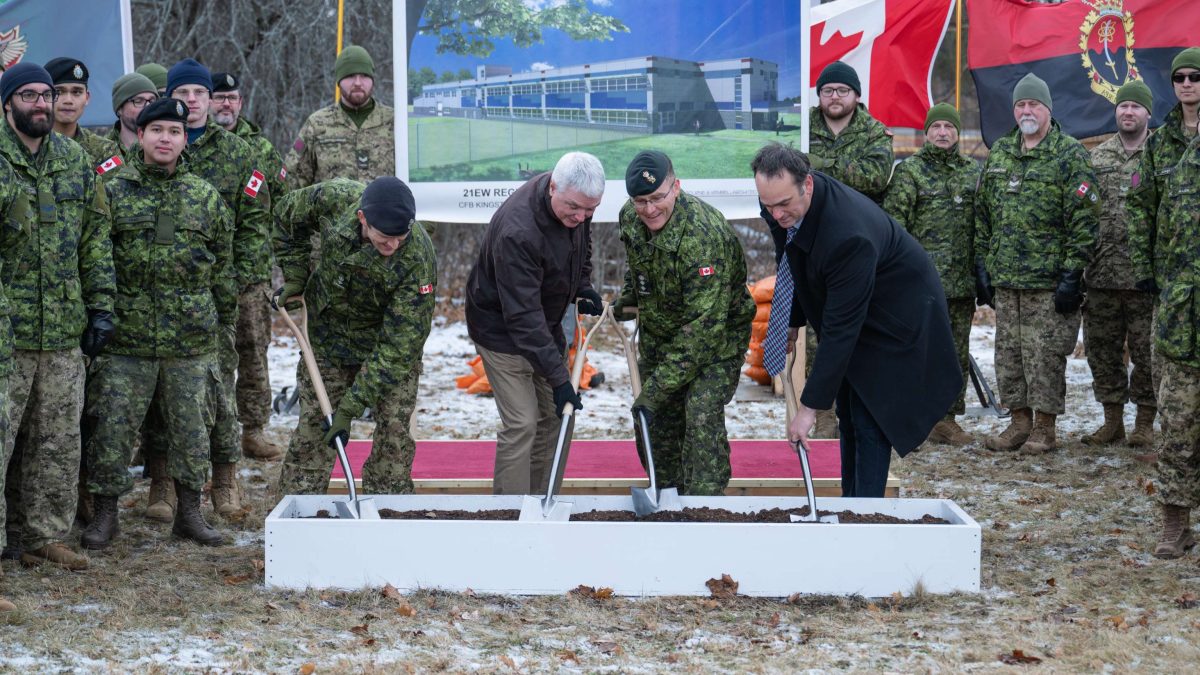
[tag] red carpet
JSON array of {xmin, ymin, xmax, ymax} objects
[{"xmin": 332, "ymin": 439, "xmax": 841, "ymax": 480}]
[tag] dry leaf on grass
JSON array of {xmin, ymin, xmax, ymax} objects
[
  {"xmin": 222, "ymin": 573, "xmax": 253, "ymax": 585},
  {"xmin": 396, "ymin": 602, "xmax": 417, "ymax": 617},
  {"xmin": 1104, "ymin": 615, "xmax": 1129, "ymax": 631},
  {"xmin": 999, "ymin": 649, "xmax": 1043, "ymax": 664},
  {"xmin": 382, "ymin": 583, "xmax": 403, "ymax": 601},
  {"xmin": 253, "ymin": 559, "xmax": 266, "ymax": 574},
  {"xmin": 591, "ymin": 640, "xmax": 622, "ymax": 655},
  {"xmin": 1176, "ymin": 593, "xmax": 1199, "ymax": 609},
  {"xmin": 568, "ymin": 585, "xmax": 614, "ymax": 601},
  {"xmin": 1045, "ymin": 578, "xmax": 1056, "ymax": 587},
  {"xmin": 556, "ymin": 649, "xmax": 578, "ymax": 663},
  {"xmin": 350, "ymin": 624, "xmax": 369, "ymax": 636},
  {"xmin": 498, "ymin": 654, "xmax": 517, "ymax": 670},
  {"xmin": 705, "ymin": 574, "xmax": 739, "ymax": 599},
  {"xmin": 299, "ymin": 664, "xmax": 316, "ymax": 675}
]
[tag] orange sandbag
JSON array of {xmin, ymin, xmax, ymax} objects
[
  {"xmin": 455, "ymin": 373, "xmax": 478, "ymax": 389},
  {"xmin": 754, "ymin": 302, "xmax": 771, "ymax": 323},
  {"xmin": 751, "ymin": 319, "xmax": 768, "ymax": 341},
  {"xmin": 750, "ymin": 276, "xmax": 775, "ymax": 304},
  {"xmin": 466, "ymin": 374, "xmax": 492, "ymax": 394},
  {"xmin": 744, "ymin": 364, "xmax": 771, "ymax": 385}
]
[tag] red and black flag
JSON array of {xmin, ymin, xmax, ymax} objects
[{"xmin": 968, "ymin": 0, "xmax": 1196, "ymax": 145}]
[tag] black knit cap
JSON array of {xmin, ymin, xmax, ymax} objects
[
  {"xmin": 0, "ymin": 63, "xmax": 54, "ymax": 104},
  {"xmin": 816, "ymin": 61, "xmax": 861, "ymax": 96},
  {"xmin": 625, "ymin": 150, "xmax": 672, "ymax": 197},
  {"xmin": 212, "ymin": 72, "xmax": 239, "ymax": 93},
  {"xmin": 360, "ymin": 177, "xmax": 416, "ymax": 236},
  {"xmin": 136, "ymin": 97, "xmax": 189, "ymax": 128},
  {"xmin": 45, "ymin": 57, "xmax": 89, "ymax": 85}
]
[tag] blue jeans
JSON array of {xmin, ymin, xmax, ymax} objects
[{"xmin": 835, "ymin": 382, "xmax": 893, "ymax": 497}]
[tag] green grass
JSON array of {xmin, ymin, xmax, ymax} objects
[{"xmin": 408, "ymin": 116, "xmax": 803, "ymax": 182}]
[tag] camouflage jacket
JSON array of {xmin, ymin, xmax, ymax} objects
[
  {"xmin": 883, "ymin": 143, "xmax": 979, "ymax": 299},
  {"xmin": 71, "ymin": 126, "xmax": 118, "ymax": 167},
  {"xmin": 0, "ymin": 123, "xmax": 115, "ymax": 351},
  {"xmin": 1087, "ymin": 133, "xmax": 1145, "ymax": 290},
  {"xmin": 283, "ymin": 99, "xmax": 395, "ymax": 191},
  {"xmin": 975, "ymin": 121, "xmax": 1099, "ymax": 289},
  {"xmin": 809, "ymin": 104, "xmax": 895, "ymax": 203},
  {"xmin": 617, "ymin": 191, "xmax": 755, "ymax": 410},
  {"xmin": 101, "ymin": 149, "xmax": 236, "ymax": 358},
  {"xmin": 275, "ymin": 180, "xmax": 436, "ymax": 417},
  {"xmin": 231, "ymin": 116, "xmax": 287, "ymax": 209},
  {"xmin": 1152, "ymin": 137, "xmax": 1200, "ymax": 367},
  {"xmin": 0, "ymin": 158, "xmax": 29, "ymax": 376},
  {"xmin": 1128, "ymin": 104, "xmax": 1197, "ymax": 287}
]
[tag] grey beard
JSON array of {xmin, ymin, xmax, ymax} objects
[{"xmin": 1018, "ymin": 119, "xmax": 1039, "ymax": 134}]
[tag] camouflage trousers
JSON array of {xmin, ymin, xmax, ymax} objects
[
  {"xmin": 3, "ymin": 349, "xmax": 85, "ymax": 551},
  {"xmin": 946, "ymin": 297, "xmax": 975, "ymax": 416},
  {"xmin": 634, "ymin": 356, "xmax": 742, "ymax": 496},
  {"xmin": 1155, "ymin": 357, "xmax": 1200, "ymax": 508},
  {"xmin": 236, "ymin": 281, "xmax": 273, "ymax": 432},
  {"xmin": 276, "ymin": 357, "xmax": 419, "ymax": 497},
  {"xmin": 143, "ymin": 325, "xmax": 240, "ymax": 465},
  {"xmin": 85, "ymin": 353, "xmax": 218, "ymax": 496},
  {"xmin": 1082, "ymin": 288, "xmax": 1156, "ymax": 407},
  {"xmin": 994, "ymin": 288, "xmax": 1080, "ymax": 415}
]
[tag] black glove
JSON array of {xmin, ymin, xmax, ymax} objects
[
  {"xmin": 1134, "ymin": 278, "xmax": 1160, "ymax": 295},
  {"xmin": 81, "ymin": 310, "xmax": 116, "ymax": 358},
  {"xmin": 974, "ymin": 263, "xmax": 995, "ymax": 308},
  {"xmin": 632, "ymin": 397, "xmax": 654, "ymax": 427},
  {"xmin": 1054, "ymin": 270, "xmax": 1085, "ymax": 314},
  {"xmin": 553, "ymin": 382, "xmax": 583, "ymax": 417},
  {"xmin": 576, "ymin": 288, "xmax": 603, "ymax": 316}
]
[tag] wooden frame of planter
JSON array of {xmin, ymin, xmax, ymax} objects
[{"xmin": 266, "ymin": 495, "xmax": 980, "ymax": 597}]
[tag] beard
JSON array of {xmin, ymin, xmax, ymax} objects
[
  {"xmin": 1018, "ymin": 118, "xmax": 1040, "ymax": 135},
  {"xmin": 820, "ymin": 101, "xmax": 854, "ymax": 122},
  {"xmin": 12, "ymin": 105, "xmax": 51, "ymax": 138},
  {"xmin": 213, "ymin": 110, "xmax": 236, "ymax": 127},
  {"xmin": 341, "ymin": 86, "xmax": 372, "ymax": 109}
]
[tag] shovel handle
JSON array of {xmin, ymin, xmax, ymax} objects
[{"xmin": 792, "ymin": 438, "xmax": 820, "ymax": 523}]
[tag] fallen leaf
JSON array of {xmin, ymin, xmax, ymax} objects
[
  {"xmin": 350, "ymin": 624, "xmax": 369, "ymax": 636},
  {"xmin": 699, "ymin": 599, "xmax": 719, "ymax": 610},
  {"xmin": 361, "ymin": 613, "xmax": 379, "ymax": 622},
  {"xmin": 1045, "ymin": 578, "xmax": 1056, "ymax": 587},
  {"xmin": 992, "ymin": 521, "xmax": 1010, "ymax": 530},
  {"xmin": 556, "ymin": 649, "xmax": 578, "ymax": 663},
  {"xmin": 223, "ymin": 573, "xmax": 253, "ymax": 585},
  {"xmin": 1104, "ymin": 615, "xmax": 1129, "ymax": 630},
  {"xmin": 591, "ymin": 640, "xmax": 622, "ymax": 655},
  {"xmin": 299, "ymin": 664, "xmax": 316, "ymax": 675},
  {"xmin": 912, "ymin": 631, "xmax": 922, "ymax": 638},
  {"xmin": 253, "ymin": 559, "xmax": 265, "ymax": 573},
  {"xmin": 265, "ymin": 602, "xmax": 281, "ymax": 611},
  {"xmin": 786, "ymin": 593, "xmax": 802, "ymax": 604},
  {"xmin": 397, "ymin": 602, "xmax": 417, "ymax": 617},
  {"xmin": 382, "ymin": 583, "xmax": 403, "ymax": 601},
  {"xmin": 1125, "ymin": 542, "xmax": 1143, "ymax": 552},
  {"xmin": 1018, "ymin": 533, "xmax": 1032, "ymax": 542},
  {"xmin": 1176, "ymin": 593, "xmax": 1199, "ymax": 609},
  {"xmin": 361, "ymin": 638, "xmax": 376, "ymax": 647},
  {"xmin": 665, "ymin": 653, "xmax": 680, "ymax": 663},
  {"xmin": 705, "ymin": 574, "xmax": 739, "ymax": 599},
  {"xmin": 768, "ymin": 612, "xmax": 780, "ymax": 628},
  {"xmin": 999, "ymin": 649, "xmax": 1043, "ymax": 665},
  {"xmin": 498, "ymin": 654, "xmax": 517, "ymax": 670}
]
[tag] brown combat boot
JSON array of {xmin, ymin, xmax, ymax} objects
[
  {"xmin": 0, "ymin": 565, "xmax": 14, "ymax": 613},
  {"xmin": 927, "ymin": 418, "xmax": 974, "ymax": 446},
  {"xmin": 985, "ymin": 407, "xmax": 1032, "ymax": 451},
  {"xmin": 812, "ymin": 408, "xmax": 840, "ymax": 439},
  {"xmin": 144, "ymin": 455, "xmax": 176, "ymax": 523},
  {"xmin": 1153, "ymin": 504, "xmax": 1195, "ymax": 559},
  {"xmin": 1020, "ymin": 412, "xmax": 1058, "ymax": 454},
  {"xmin": 1082, "ymin": 403, "xmax": 1125, "ymax": 446},
  {"xmin": 81, "ymin": 495, "xmax": 120, "ymax": 550},
  {"xmin": 242, "ymin": 428, "xmax": 283, "ymax": 461},
  {"xmin": 172, "ymin": 481, "xmax": 227, "ymax": 547},
  {"xmin": 21, "ymin": 542, "xmax": 89, "ymax": 571},
  {"xmin": 1128, "ymin": 405, "xmax": 1156, "ymax": 448},
  {"xmin": 211, "ymin": 462, "xmax": 242, "ymax": 518}
]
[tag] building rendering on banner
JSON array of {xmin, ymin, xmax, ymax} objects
[{"xmin": 414, "ymin": 56, "xmax": 780, "ymax": 133}]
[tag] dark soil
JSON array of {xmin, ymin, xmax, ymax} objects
[{"xmin": 355, "ymin": 506, "xmax": 949, "ymax": 525}]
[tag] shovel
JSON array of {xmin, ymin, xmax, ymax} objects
[
  {"xmin": 272, "ymin": 295, "xmax": 379, "ymax": 520},
  {"xmin": 610, "ymin": 308, "xmax": 683, "ymax": 516},
  {"xmin": 781, "ymin": 351, "xmax": 838, "ymax": 524},
  {"xmin": 519, "ymin": 302, "xmax": 612, "ymax": 522}
]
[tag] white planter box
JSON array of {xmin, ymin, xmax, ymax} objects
[{"xmin": 265, "ymin": 495, "xmax": 980, "ymax": 597}]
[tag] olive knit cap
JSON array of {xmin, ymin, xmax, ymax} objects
[
  {"xmin": 924, "ymin": 103, "xmax": 961, "ymax": 132},
  {"xmin": 1012, "ymin": 72, "xmax": 1052, "ymax": 111},
  {"xmin": 1171, "ymin": 47, "xmax": 1200, "ymax": 74},
  {"xmin": 335, "ymin": 45, "xmax": 375, "ymax": 81},
  {"xmin": 111, "ymin": 73, "xmax": 157, "ymax": 113},
  {"xmin": 1115, "ymin": 80, "xmax": 1153, "ymax": 114}
]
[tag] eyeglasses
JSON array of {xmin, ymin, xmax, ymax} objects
[
  {"xmin": 819, "ymin": 86, "xmax": 853, "ymax": 98},
  {"xmin": 128, "ymin": 95, "xmax": 157, "ymax": 109},
  {"xmin": 1173, "ymin": 72, "xmax": 1200, "ymax": 84},
  {"xmin": 212, "ymin": 94, "xmax": 241, "ymax": 103},
  {"xmin": 632, "ymin": 183, "xmax": 675, "ymax": 210},
  {"xmin": 15, "ymin": 89, "xmax": 57, "ymax": 104}
]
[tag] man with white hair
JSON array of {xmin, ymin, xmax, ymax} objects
[{"xmin": 466, "ymin": 152, "xmax": 605, "ymax": 495}]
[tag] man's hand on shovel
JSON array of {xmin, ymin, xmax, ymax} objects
[
  {"xmin": 788, "ymin": 402, "xmax": 816, "ymax": 447},
  {"xmin": 322, "ymin": 409, "xmax": 352, "ymax": 449},
  {"xmin": 270, "ymin": 282, "xmax": 305, "ymax": 311}
]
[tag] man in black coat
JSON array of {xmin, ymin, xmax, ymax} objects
[{"xmin": 752, "ymin": 143, "xmax": 961, "ymax": 497}]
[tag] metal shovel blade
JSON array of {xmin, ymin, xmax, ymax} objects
[
  {"xmin": 789, "ymin": 438, "xmax": 839, "ymax": 524},
  {"xmin": 630, "ymin": 410, "xmax": 683, "ymax": 516},
  {"xmin": 789, "ymin": 511, "xmax": 840, "ymax": 524},
  {"xmin": 518, "ymin": 494, "xmax": 573, "ymax": 522}
]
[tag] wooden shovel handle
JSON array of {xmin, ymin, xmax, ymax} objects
[{"xmin": 273, "ymin": 298, "xmax": 335, "ymax": 419}]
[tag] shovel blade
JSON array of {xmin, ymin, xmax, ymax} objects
[
  {"xmin": 631, "ymin": 487, "xmax": 683, "ymax": 517},
  {"xmin": 333, "ymin": 496, "xmax": 381, "ymax": 520},
  {"xmin": 334, "ymin": 499, "xmax": 358, "ymax": 520},
  {"xmin": 518, "ymin": 494, "xmax": 572, "ymax": 522},
  {"xmin": 789, "ymin": 512, "xmax": 840, "ymax": 524}
]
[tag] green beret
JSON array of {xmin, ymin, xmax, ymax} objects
[
  {"xmin": 625, "ymin": 151, "xmax": 672, "ymax": 197},
  {"xmin": 1115, "ymin": 80, "xmax": 1153, "ymax": 114},
  {"xmin": 924, "ymin": 103, "xmax": 961, "ymax": 132},
  {"xmin": 135, "ymin": 63, "xmax": 168, "ymax": 91},
  {"xmin": 111, "ymin": 73, "xmax": 157, "ymax": 113},
  {"xmin": 1172, "ymin": 47, "xmax": 1200, "ymax": 75},
  {"xmin": 1012, "ymin": 72, "xmax": 1052, "ymax": 111},
  {"xmin": 335, "ymin": 45, "xmax": 374, "ymax": 81}
]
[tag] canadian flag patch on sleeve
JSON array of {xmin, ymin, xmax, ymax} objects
[
  {"xmin": 1076, "ymin": 182, "xmax": 1097, "ymax": 201},
  {"xmin": 243, "ymin": 170, "xmax": 265, "ymax": 198},
  {"xmin": 279, "ymin": 166, "xmax": 287, "ymax": 181},
  {"xmin": 96, "ymin": 155, "xmax": 122, "ymax": 175},
  {"xmin": 698, "ymin": 266, "xmax": 715, "ymax": 277},
  {"xmin": 419, "ymin": 283, "xmax": 434, "ymax": 295}
]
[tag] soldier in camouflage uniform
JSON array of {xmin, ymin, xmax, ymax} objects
[
  {"xmin": 284, "ymin": 46, "xmax": 394, "ymax": 190},
  {"xmin": 803, "ymin": 62, "xmax": 895, "ymax": 438},
  {"xmin": 0, "ymin": 157, "xmax": 29, "ymax": 612},
  {"xmin": 139, "ymin": 59, "xmax": 271, "ymax": 521},
  {"xmin": 884, "ymin": 103, "xmax": 979, "ymax": 447},
  {"xmin": 976, "ymin": 73, "xmax": 1098, "ymax": 455},
  {"xmin": 0, "ymin": 64, "xmax": 115, "ymax": 571},
  {"xmin": 45, "ymin": 58, "xmax": 116, "ymax": 166},
  {"xmin": 211, "ymin": 71, "xmax": 287, "ymax": 461},
  {"xmin": 105, "ymin": 73, "xmax": 157, "ymax": 155},
  {"xmin": 1082, "ymin": 81, "xmax": 1157, "ymax": 448},
  {"xmin": 615, "ymin": 152, "xmax": 755, "ymax": 495},
  {"xmin": 273, "ymin": 177, "xmax": 436, "ymax": 497},
  {"xmin": 81, "ymin": 98, "xmax": 235, "ymax": 549}
]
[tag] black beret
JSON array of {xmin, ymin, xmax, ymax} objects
[
  {"xmin": 624, "ymin": 150, "xmax": 672, "ymax": 197},
  {"xmin": 360, "ymin": 177, "xmax": 416, "ymax": 236},
  {"xmin": 45, "ymin": 57, "xmax": 88, "ymax": 85},
  {"xmin": 136, "ymin": 97, "xmax": 189, "ymax": 128},
  {"xmin": 212, "ymin": 72, "xmax": 239, "ymax": 93}
]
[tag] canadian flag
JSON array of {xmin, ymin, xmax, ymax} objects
[
  {"xmin": 243, "ymin": 170, "xmax": 265, "ymax": 198},
  {"xmin": 810, "ymin": 0, "xmax": 955, "ymax": 129},
  {"xmin": 96, "ymin": 155, "xmax": 122, "ymax": 175}
]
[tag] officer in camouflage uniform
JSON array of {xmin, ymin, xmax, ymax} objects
[
  {"xmin": 273, "ymin": 177, "xmax": 436, "ymax": 497},
  {"xmin": 803, "ymin": 61, "xmax": 895, "ymax": 438},
  {"xmin": 45, "ymin": 58, "xmax": 116, "ymax": 165},
  {"xmin": 0, "ymin": 64, "xmax": 115, "ymax": 571},
  {"xmin": 211, "ymin": 71, "xmax": 287, "ymax": 461},
  {"xmin": 615, "ymin": 152, "xmax": 755, "ymax": 495},
  {"xmin": 105, "ymin": 73, "xmax": 157, "ymax": 155},
  {"xmin": 81, "ymin": 98, "xmax": 234, "ymax": 549},
  {"xmin": 284, "ymin": 46, "xmax": 394, "ymax": 190},
  {"xmin": 139, "ymin": 59, "xmax": 271, "ymax": 521},
  {"xmin": 0, "ymin": 157, "xmax": 29, "ymax": 612},
  {"xmin": 976, "ymin": 73, "xmax": 1098, "ymax": 455},
  {"xmin": 1082, "ymin": 81, "xmax": 1157, "ymax": 448},
  {"xmin": 884, "ymin": 103, "xmax": 979, "ymax": 447}
]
